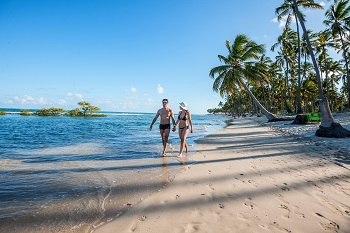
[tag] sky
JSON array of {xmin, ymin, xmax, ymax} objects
[{"xmin": 0, "ymin": 0, "xmax": 332, "ymax": 114}]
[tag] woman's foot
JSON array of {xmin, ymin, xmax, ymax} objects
[
  {"xmin": 177, "ymin": 153, "xmax": 183, "ymax": 158},
  {"xmin": 162, "ymin": 152, "xmax": 167, "ymax": 157}
]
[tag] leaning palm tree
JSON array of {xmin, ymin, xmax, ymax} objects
[
  {"xmin": 276, "ymin": 0, "xmax": 323, "ymax": 114},
  {"xmin": 324, "ymin": 0, "xmax": 350, "ymax": 108},
  {"xmin": 209, "ymin": 34, "xmax": 290, "ymax": 121},
  {"xmin": 292, "ymin": 0, "xmax": 350, "ymax": 137}
]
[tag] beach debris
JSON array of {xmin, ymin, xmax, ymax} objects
[
  {"xmin": 138, "ymin": 215, "xmax": 147, "ymax": 221},
  {"xmin": 219, "ymin": 203, "xmax": 224, "ymax": 209},
  {"xmin": 176, "ymin": 194, "xmax": 180, "ymax": 199}
]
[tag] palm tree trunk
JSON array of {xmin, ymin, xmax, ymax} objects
[
  {"xmin": 295, "ymin": 12, "xmax": 303, "ymax": 114},
  {"xmin": 284, "ymin": 57, "xmax": 292, "ymax": 113},
  {"xmin": 240, "ymin": 81, "xmax": 276, "ymax": 121},
  {"xmin": 339, "ymin": 31, "xmax": 350, "ymax": 108}
]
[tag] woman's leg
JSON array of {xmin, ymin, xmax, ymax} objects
[{"xmin": 178, "ymin": 129, "xmax": 189, "ymax": 157}]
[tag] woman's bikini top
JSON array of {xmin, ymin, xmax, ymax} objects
[{"xmin": 178, "ymin": 111, "xmax": 187, "ymax": 121}]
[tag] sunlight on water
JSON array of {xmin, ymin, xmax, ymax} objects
[{"xmin": 24, "ymin": 143, "xmax": 110, "ymax": 156}]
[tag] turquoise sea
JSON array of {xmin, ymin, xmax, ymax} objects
[{"xmin": 0, "ymin": 109, "xmax": 227, "ymax": 232}]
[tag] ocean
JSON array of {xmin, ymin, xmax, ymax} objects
[{"xmin": 0, "ymin": 110, "xmax": 227, "ymax": 232}]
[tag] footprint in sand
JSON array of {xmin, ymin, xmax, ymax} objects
[
  {"xmin": 243, "ymin": 198, "xmax": 254, "ymax": 210},
  {"xmin": 315, "ymin": 213, "xmax": 340, "ymax": 232},
  {"xmin": 137, "ymin": 215, "xmax": 147, "ymax": 221},
  {"xmin": 292, "ymin": 206, "xmax": 305, "ymax": 219},
  {"xmin": 279, "ymin": 204, "xmax": 290, "ymax": 219}
]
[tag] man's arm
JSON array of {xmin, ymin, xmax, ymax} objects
[
  {"xmin": 172, "ymin": 111, "xmax": 179, "ymax": 132},
  {"xmin": 150, "ymin": 111, "xmax": 160, "ymax": 130},
  {"xmin": 170, "ymin": 109, "xmax": 176, "ymax": 126}
]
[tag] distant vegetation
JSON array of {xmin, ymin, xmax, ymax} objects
[
  {"xmin": 20, "ymin": 110, "xmax": 32, "ymax": 116},
  {"xmin": 0, "ymin": 110, "xmax": 6, "ymax": 115},
  {"xmin": 10, "ymin": 102, "xmax": 107, "ymax": 117},
  {"xmin": 207, "ymin": 108, "xmax": 226, "ymax": 114},
  {"xmin": 35, "ymin": 108, "xmax": 66, "ymax": 116},
  {"xmin": 66, "ymin": 102, "xmax": 106, "ymax": 117}
]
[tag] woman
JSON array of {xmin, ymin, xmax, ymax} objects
[{"xmin": 172, "ymin": 102, "xmax": 194, "ymax": 157}]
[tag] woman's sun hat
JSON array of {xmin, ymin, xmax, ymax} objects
[{"xmin": 179, "ymin": 102, "xmax": 187, "ymax": 110}]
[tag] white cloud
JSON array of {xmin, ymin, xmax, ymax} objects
[
  {"xmin": 6, "ymin": 100, "xmax": 13, "ymax": 104},
  {"xmin": 24, "ymin": 95, "xmax": 34, "ymax": 101},
  {"xmin": 157, "ymin": 84, "xmax": 164, "ymax": 94},
  {"xmin": 320, "ymin": 1, "xmax": 326, "ymax": 7},
  {"xmin": 75, "ymin": 93, "xmax": 83, "ymax": 99},
  {"xmin": 272, "ymin": 15, "xmax": 296, "ymax": 28},
  {"xmin": 130, "ymin": 87, "xmax": 137, "ymax": 93},
  {"xmin": 58, "ymin": 99, "xmax": 66, "ymax": 105},
  {"xmin": 37, "ymin": 97, "xmax": 46, "ymax": 104},
  {"xmin": 12, "ymin": 95, "xmax": 47, "ymax": 105},
  {"xmin": 14, "ymin": 96, "xmax": 27, "ymax": 104},
  {"xmin": 67, "ymin": 92, "xmax": 83, "ymax": 100}
]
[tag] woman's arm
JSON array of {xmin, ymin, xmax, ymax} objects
[
  {"xmin": 188, "ymin": 111, "xmax": 194, "ymax": 133},
  {"xmin": 172, "ymin": 112, "xmax": 180, "ymax": 131}
]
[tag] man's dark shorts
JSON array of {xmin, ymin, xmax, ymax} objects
[{"xmin": 159, "ymin": 124, "xmax": 171, "ymax": 130}]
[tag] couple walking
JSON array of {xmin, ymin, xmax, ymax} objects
[{"xmin": 149, "ymin": 99, "xmax": 194, "ymax": 157}]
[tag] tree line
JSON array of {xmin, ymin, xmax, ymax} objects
[
  {"xmin": 209, "ymin": 0, "xmax": 350, "ymax": 138},
  {"xmin": 0, "ymin": 102, "xmax": 106, "ymax": 117}
]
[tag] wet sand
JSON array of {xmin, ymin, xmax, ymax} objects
[{"xmin": 94, "ymin": 118, "xmax": 350, "ymax": 233}]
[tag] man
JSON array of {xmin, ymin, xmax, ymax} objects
[{"xmin": 150, "ymin": 99, "xmax": 176, "ymax": 156}]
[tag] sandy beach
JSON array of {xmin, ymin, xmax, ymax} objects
[{"xmin": 94, "ymin": 117, "xmax": 350, "ymax": 233}]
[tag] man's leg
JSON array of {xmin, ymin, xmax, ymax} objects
[
  {"xmin": 162, "ymin": 129, "xmax": 170, "ymax": 156},
  {"xmin": 160, "ymin": 129, "xmax": 165, "ymax": 147}
]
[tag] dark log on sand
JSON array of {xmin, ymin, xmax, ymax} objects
[
  {"xmin": 292, "ymin": 114, "xmax": 308, "ymax": 124},
  {"xmin": 316, "ymin": 123, "xmax": 350, "ymax": 138}
]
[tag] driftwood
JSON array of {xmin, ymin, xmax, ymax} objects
[
  {"xmin": 268, "ymin": 116, "xmax": 295, "ymax": 122},
  {"xmin": 316, "ymin": 123, "xmax": 350, "ymax": 138}
]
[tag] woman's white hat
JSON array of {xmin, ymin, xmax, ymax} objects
[{"xmin": 179, "ymin": 102, "xmax": 187, "ymax": 110}]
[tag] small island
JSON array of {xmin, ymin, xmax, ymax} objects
[{"xmin": 1, "ymin": 101, "xmax": 106, "ymax": 117}]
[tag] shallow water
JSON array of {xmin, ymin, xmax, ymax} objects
[{"xmin": 0, "ymin": 112, "xmax": 227, "ymax": 232}]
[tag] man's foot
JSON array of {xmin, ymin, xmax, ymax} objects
[{"xmin": 162, "ymin": 152, "xmax": 167, "ymax": 157}]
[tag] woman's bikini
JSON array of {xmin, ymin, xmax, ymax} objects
[{"xmin": 178, "ymin": 111, "xmax": 189, "ymax": 130}]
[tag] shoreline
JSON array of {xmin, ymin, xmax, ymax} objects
[{"xmin": 94, "ymin": 117, "xmax": 350, "ymax": 233}]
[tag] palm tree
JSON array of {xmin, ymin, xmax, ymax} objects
[
  {"xmin": 276, "ymin": 0, "xmax": 323, "ymax": 114},
  {"xmin": 292, "ymin": 0, "xmax": 350, "ymax": 137},
  {"xmin": 271, "ymin": 27, "xmax": 298, "ymax": 113},
  {"xmin": 324, "ymin": 0, "xmax": 350, "ymax": 108},
  {"xmin": 210, "ymin": 34, "xmax": 282, "ymax": 121}
]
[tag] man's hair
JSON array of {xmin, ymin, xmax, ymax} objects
[{"xmin": 162, "ymin": 99, "xmax": 168, "ymax": 102}]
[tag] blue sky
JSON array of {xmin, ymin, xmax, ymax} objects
[{"xmin": 0, "ymin": 0, "xmax": 330, "ymax": 114}]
